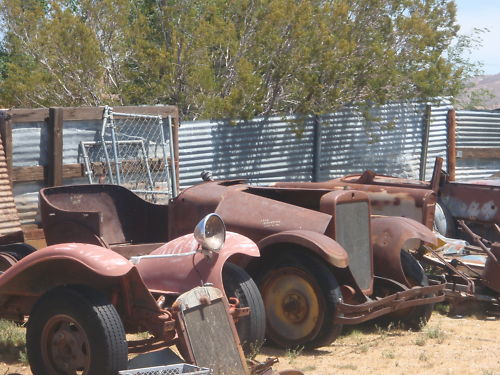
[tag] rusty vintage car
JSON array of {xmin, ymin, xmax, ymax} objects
[
  {"xmin": 166, "ymin": 178, "xmax": 446, "ymax": 348},
  {"xmin": 39, "ymin": 185, "xmax": 265, "ymax": 351},
  {"xmin": 276, "ymin": 157, "xmax": 499, "ymax": 242},
  {"xmin": 273, "ymin": 157, "xmax": 500, "ymax": 313},
  {"xmin": 0, "ymin": 214, "xmax": 300, "ymax": 375},
  {"xmin": 40, "ymin": 181, "xmax": 445, "ymax": 349}
]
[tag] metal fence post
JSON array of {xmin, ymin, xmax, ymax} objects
[
  {"xmin": 419, "ymin": 104, "xmax": 432, "ymax": 181},
  {"xmin": 312, "ymin": 115, "xmax": 322, "ymax": 182}
]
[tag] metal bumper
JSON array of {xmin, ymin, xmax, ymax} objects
[{"xmin": 334, "ymin": 282, "xmax": 445, "ymax": 325}]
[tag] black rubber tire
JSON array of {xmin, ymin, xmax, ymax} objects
[
  {"xmin": 255, "ymin": 251, "xmax": 343, "ymax": 349},
  {"xmin": 223, "ymin": 262, "xmax": 266, "ymax": 354},
  {"xmin": 26, "ymin": 286, "xmax": 128, "ymax": 375},
  {"xmin": 399, "ymin": 250, "xmax": 434, "ymax": 329},
  {"xmin": 382, "ymin": 251, "xmax": 434, "ymax": 330},
  {"xmin": 434, "ymin": 200, "xmax": 456, "ymax": 238},
  {"xmin": 0, "ymin": 242, "xmax": 36, "ymax": 260}
]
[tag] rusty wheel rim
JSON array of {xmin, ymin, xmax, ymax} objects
[
  {"xmin": 41, "ymin": 315, "xmax": 91, "ymax": 375},
  {"xmin": 262, "ymin": 266, "xmax": 324, "ymax": 346},
  {"xmin": 0, "ymin": 252, "xmax": 17, "ymax": 272}
]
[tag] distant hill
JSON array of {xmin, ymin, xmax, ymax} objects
[{"xmin": 457, "ymin": 73, "xmax": 500, "ymax": 110}]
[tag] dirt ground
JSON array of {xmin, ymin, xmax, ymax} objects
[{"xmin": 1, "ymin": 312, "xmax": 499, "ymax": 375}]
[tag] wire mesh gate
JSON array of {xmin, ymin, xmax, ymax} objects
[{"xmin": 80, "ymin": 106, "xmax": 177, "ymax": 203}]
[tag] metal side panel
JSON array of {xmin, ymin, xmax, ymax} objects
[{"xmin": 176, "ymin": 287, "xmax": 249, "ymax": 375}]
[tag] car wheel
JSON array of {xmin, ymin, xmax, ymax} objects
[
  {"xmin": 434, "ymin": 200, "xmax": 456, "ymax": 238},
  {"xmin": 381, "ymin": 250, "xmax": 434, "ymax": 330},
  {"xmin": 223, "ymin": 262, "xmax": 266, "ymax": 353},
  {"xmin": 257, "ymin": 251, "xmax": 342, "ymax": 349},
  {"xmin": 27, "ymin": 286, "xmax": 128, "ymax": 375},
  {"xmin": 0, "ymin": 252, "xmax": 17, "ymax": 272}
]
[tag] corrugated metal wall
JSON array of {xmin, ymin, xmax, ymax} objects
[
  {"xmin": 319, "ymin": 102, "xmax": 427, "ymax": 180},
  {"xmin": 179, "ymin": 101, "xmax": 451, "ymax": 188},
  {"xmin": 179, "ymin": 116, "xmax": 315, "ymax": 188},
  {"xmin": 424, "ymin": 102, "xmax": 453, "ymax": 181},
  {"xmin": 455, "ymin": 110, "xmax": 500, "ymax": 181},
  {"xmin": 11, "ymin": 101, "xmax": 458, "ymax": 224},
  {"xmin": 12, "ymin": 119, "xmax": 104, "ymax": 224},
  {"xmin": 0, "ymin": 139, "xmax": 22, "ymax": 237}
]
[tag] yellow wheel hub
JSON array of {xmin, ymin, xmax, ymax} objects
[{"xmin": 262, "ymin": 266, "xmax": 323, "ymax": 343}]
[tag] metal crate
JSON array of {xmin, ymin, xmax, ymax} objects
[{"xmin": 119, "ymin": 363, "xmax": 212, "ymax": 375}]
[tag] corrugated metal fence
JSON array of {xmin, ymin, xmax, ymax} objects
[
  {"xmin": 10, "ymin": 101, "xmax": 500, "ymax": 225},
  {"xmin": 455, "ymin": 110, "xmax": 500, "ymax": 180},
  {"xmin": 179, "ymin": 101, "xmax": 452, "ymax": 188}
]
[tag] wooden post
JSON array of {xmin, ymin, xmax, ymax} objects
[
  {"xmin": 447, "ymin": 109, "xmax": 456, "ymax": 181},
  {"xmin": 0, "ymin": 111, "xmax": 13, "ymax": 180},
  {"xmin": 47, "ymin": 107, "xmax": 64, "ymax": 186}
]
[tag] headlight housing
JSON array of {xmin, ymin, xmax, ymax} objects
[{"xmin": 194, "ymin": 213, "xmax": 226, "ymax": 252}]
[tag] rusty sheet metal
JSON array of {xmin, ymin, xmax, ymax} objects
[
  {"xmin": 335, "ymin": 283, "xmax": 445, "ymax": 324},
  {"xmin": 273, "ymin": 179, "xmax": 437, "ymax": 229},
  {"xmin": 440, "ymin": 181, "xmax": 499, "ymax": 224},
  {"xmin": 0, "ymin": 138, "xmax": 23, "ymax": 243},
  {"xmin": 483, "ymin": 243, "xmax": 500, "ymax": 293},
  {"xmin": 215, "ymin": 189, "xmax": 332, "ymax": 240},
  {"xmin": 136, "ymin": 232, "xmax": 259, "ymax": 294},
  {"xmin": 371, "ymin": 216, "xmax": 437, "ymax": 285}
]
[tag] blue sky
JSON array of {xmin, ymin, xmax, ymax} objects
[{"xmin": 455, "ymin": 0, "xmax": 500, "ymax": 75}]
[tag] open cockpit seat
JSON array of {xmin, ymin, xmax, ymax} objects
[{"xmin": 40, "ymin": 184, "xmax": 169, "ymax": 258}]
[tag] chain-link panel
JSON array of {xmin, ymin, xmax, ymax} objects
[{"xmin": 81, "ymin": 106, "xmax": 177, "ymax": 203}]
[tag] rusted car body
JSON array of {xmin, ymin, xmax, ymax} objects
[
  {"xmin": 274, "ymin": 158, "xmax": 500, "ymax": 311},
  {"xmin": 416, "ymin": 221, "xmax": 500, "ymax": 314},
  {"xmin": 172, "ymin": 181, "xmax": 446, "ymax": 347},
  {"xmin": 273, "ymin": 158, "xmax": 444, "ymax": 231},
  {"xmin": 278, "ymin": 158, "xmax": 499, "ymax": 242},
  {"xmin": 438, "ymin": 179, "xmax": 499, "ymax": 242},
  {"xmin": 40, "ymin": 182, "xmax": 445, "ymax": 349},
  {"xmin": 0, "ymin": 220, "xmax": 300, "ymax": 375},
  {"xmin": 39, "ymin": 184, "xmax": 266, "ymax": 350}
]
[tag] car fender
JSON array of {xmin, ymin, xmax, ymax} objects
[
  {"xmin": 0, "ymin": 243, "xmax": 158, "ymax": 314},
  {"xmin": 257, "ymin": 230, "xmax": 349, "ymax": 268},
  {"xmin": 371, "ymin": 216, "xmax": 437, "ymax": 285},
  {"xmin": 136, "ymin": 231, "xmax": 260, "ymax": 294}
]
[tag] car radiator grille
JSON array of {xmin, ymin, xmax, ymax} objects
[{"xmin": 335, "ymin": 201, "xmax": 372, "ymax": 291}]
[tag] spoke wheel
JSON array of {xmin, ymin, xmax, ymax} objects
[
  {"xmin": 27, "ymin": 286, "xmax": 127, "ymax": 375},
  {"xmin": 257, "ymin": 251, "xmax": 342, "ymax": 349}
]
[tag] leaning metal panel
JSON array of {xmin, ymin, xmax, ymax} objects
[
  {"xmin": 118, "ymin": 363, "xmax": 211, "ymax": 375},
  {"xmin": 81, "ymin": 106, "xmax": 177, "ymax": 203},
  {"xmin": 335, "ymin": 201, "xmax": 372, "ymax": 290},
  {"xmin": 177, "ymin": 287, "xmax": 248, "ymax": 375}
]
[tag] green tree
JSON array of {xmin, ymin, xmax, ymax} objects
[{"xmin": 0, "ymin": 0, "xmax": 484, "ymax": 118}]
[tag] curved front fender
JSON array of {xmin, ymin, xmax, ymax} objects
[
  {"xmin": 258, "ymin": 230, "xmax": 349, "ymax": 268},
  {"xmin": 371, "ymin": 216, "xmax": 437, "ymax": 285},
  {"xmin": 0, "ymin": 243, "xmax": 158, "ymax": 314},
  {"xmin": 136, "ymin": 231, "xmax": 260, "ymax": 293}
]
